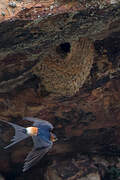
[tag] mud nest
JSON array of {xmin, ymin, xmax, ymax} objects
[{"xmin": 34, "ymin": 38, "xmax": 94, "ymax": 96}]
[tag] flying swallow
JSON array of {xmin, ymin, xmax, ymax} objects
[{"xmin": 0, "ymin": 117, "xmax": 57, "ymax": 172}]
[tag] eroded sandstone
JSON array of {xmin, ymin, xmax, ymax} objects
[{"xmin": 0, "ymin": 0, "xmax": 120, "ymax": 180}]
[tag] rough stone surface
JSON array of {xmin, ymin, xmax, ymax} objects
[
  {"xmin": 45, "ymin": 155, "xmax": 120, "ymax": 180},
  {"xmin": 0, "ymin": 0, "xmax": 120, "ymax": 180}
]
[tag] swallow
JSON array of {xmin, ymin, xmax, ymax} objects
[{"xmin": 0, "ymin": 117, "xmax": 57, "ymax": 172}]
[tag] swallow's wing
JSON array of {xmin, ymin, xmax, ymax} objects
[
  {"xmin": 23, "ymin": 146, "xmax": 52, "ymax": 172},
  {"xmin": 23, "ymin": 136, "xmax": 53, "ymax": 172},
  {"xmin": 23, "ymin": 117, "xmax": 53, "ymax": 130},
  {"xmin": 32, "ymin": 135, "xmax": 52, "ymax": 148},
  {"xmin": 0, "ymin": 120, "xmax": 29, "ymax": 149}
]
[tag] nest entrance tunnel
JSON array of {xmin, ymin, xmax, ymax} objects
[{"xmin": 56, "ymin": 42, "xmax": 71, "ymax": 57}]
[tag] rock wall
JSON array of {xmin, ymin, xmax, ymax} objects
[{"xmin": 0, "ymin": 0, "xmax": 120, "ymax": 180}]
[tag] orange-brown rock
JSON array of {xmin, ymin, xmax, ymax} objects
[
  {"xmin": 0, "ymin": 0, "xmax": 55, "ymax": 21},
  {"xmin": 1, "ymin": 0, "xmax": 120, "ymax": 180}
]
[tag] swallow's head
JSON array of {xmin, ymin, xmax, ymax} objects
[
  {"xmin": 26, "ymin": 127, "xmax": 38, "ymax": 136},
  {"xmin": 50, "ymin": 132, "xmax": 58, "ymax": 142}
]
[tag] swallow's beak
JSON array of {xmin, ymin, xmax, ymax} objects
[{"xmin": 51, "ymin": 133, "xmax": 58, "ymax": 142}]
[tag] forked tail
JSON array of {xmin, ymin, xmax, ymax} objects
[{"xmin": 0, "ymin": 120, "xmax": 29, "ymax": 149}]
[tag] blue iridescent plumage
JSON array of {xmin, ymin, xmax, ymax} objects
[
  {"xmin": 38, "ymin": 126, "xmax": 51, "ymax": 144},
  {"xmin": 0, "ymin": 117, "xmax": 57, "ymax": 172}
]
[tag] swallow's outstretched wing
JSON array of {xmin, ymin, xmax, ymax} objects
[
  {"xmin": 23, "ymin": 117, "xmax": 53, "ymax": 130},
  {"xmin": 22, "ymin": 146, "xmax": 52, "ymax": 172},
  {"xmin": 23, "ymin": 135, "xmax": 53, "ymax": 172},
  {"xmin": 0, "ymin": 120, "xmax": 29, "ymax": 149}
]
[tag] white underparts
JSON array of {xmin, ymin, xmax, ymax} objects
[
  {"xmin": 26, "ymin": 127, "xmax": 38, "ymax": 136},
  {"xmin": 26, "ymin": 127, "xmax": 33, "ymax": 135}
]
